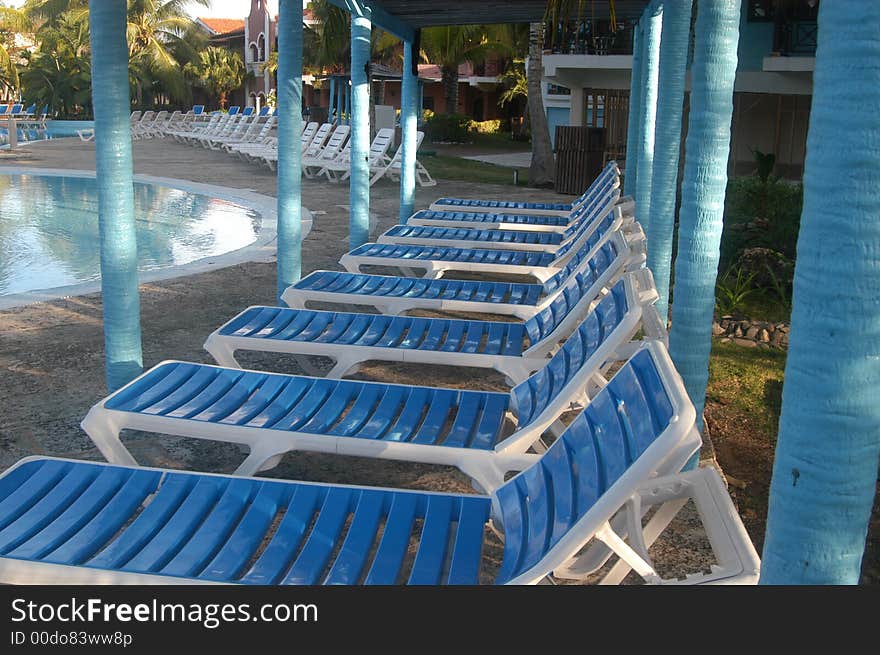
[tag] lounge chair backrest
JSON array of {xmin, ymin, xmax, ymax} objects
[
  {"xmin": 304, "ymin": 123, "xmax": 332, "ymax": 156},
  {"xmin": 10, "ymin": 104, "xmax": 22, "ymax": 114},
  {"xmin": 242, "ymin": 107, "xmax": 255, "ymax": 117},
  {"xmin": 192, "ymin": 105, "xmax": 204, "ymax": 115},
  {"xmin": 368, "ymin": 128, "xmax": 395, "ymax": 163},
  {"xmin": 300, "ymin": 121, "xmax": 319, "ymax": 148},
  {"xmin": 227, "ymin": 106, "xmax": 240, "ymax": 116},
  {"xmin": 548, "ymin": 184, "xmax": 621, "ymax": 265},
  {"xmin": 513, "ymin": 278, "xmax": 631, "ymax": 431},
  {"xmin": 258, "ymin": 106, "xmax": 270, "ymax": 116},
  {"xmin": 24, "ymin": 104, "xmax": 35, "ymax": 114},
  {"xmin": 0, "ymin": 105, "xmax": 7, "ymax": 115},
  {"xmin": 317, "ymin": 125, "xmax": 349, "ymax": 160},
  {"xmin": 495, "ymin": 342, "xmax": 680, "ymax": 584},
  {"xmin": 130, "ymin": 110, "xmax": 142, "ymax": 122},
  {"xmin": 40, "ymin": 105, "xmax": 49, "ymax": 117},
  {"xmin": 521, "ymin": 227, "xmax": 626, "ymax": 347},
  {"xmin": 570, "ymin": 161, "xmax": 619, "ymax": 209}
]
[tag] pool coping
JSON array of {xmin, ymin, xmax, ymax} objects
[{"xmin": 0, "ymin": 167, "xmax": 312, "ymax": 310}]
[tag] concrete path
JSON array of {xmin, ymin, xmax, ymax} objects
[{"xmin": 462, "ymin": 151, "xmax": 533, "ymax": 168}]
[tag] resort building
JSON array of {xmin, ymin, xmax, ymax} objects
[{"xmin": 543, "ymin": 0, "xmax": 817, "ymax": 178}]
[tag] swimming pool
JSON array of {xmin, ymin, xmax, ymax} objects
[{"xmin": 0, "ymin": 172, "xmax": 269, "ymax": 302}]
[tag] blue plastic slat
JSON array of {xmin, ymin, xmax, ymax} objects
[
  {"xmin": 201, "ymin": 483, "xmax": 290, "ymax": 582},
  {"xmin": 123, "ymin": 476, "xmax": 227, "ymax": 573},
  {"xmin": 0, "ymin": 460, "xmax": 71, "ymax": 532},
  {"xmin": 446, "ymin": 498, "xmax": 490, "ymax": 584},
  {"xmin": 160, "ymin": 478, "xmax": 257, "ymax": 578},
  {"xmin": 408, "ymin": 496, "xmax": 453, "ymax": 585},
  {"xmin": 88, "ymin": 474, "xmax": 197, "ymax": 569},
  {"xmin": 241, "ymin": 484, "xmax": 322, "ymax": 584},
  {"xmin": 364, "ymin": 493, "xmax": 418, "ymax": 584},
  {"xmin": 324, "ymin": 490, "xmax": 385, "ymax": 584},
  {"xmin": 283, "ymin": 487, "xmax": 354, "ymax": 584}
]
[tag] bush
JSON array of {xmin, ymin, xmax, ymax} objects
[
  {"xmin": 471, "ymin": 119, "xmax": 502, "ymax": 134},
  {"xmin": 424, "ymin": 112, "xmax": 473, "ymax": 143},
  {"xmin": 720, "ymin": 176, "xmax": 803, "ymax": 270}
]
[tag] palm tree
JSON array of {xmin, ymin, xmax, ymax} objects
[
  {"xmin": 125, "ymin": 0, "xmax": 209, "ymax": 105},
  {"xmin": 184, "ymin": 45, "xmax": 245, "ymax": 109},
  {"xmin": 418, "ymin": 25, "xmax": 489, "ymax": 115},
  {"xmin": 527, "ymin": 22, "xmax": 555, "ymax": 186},
  {"xmin": 0, "ymin": 5, "xmax": 32, "ymax": 96}
]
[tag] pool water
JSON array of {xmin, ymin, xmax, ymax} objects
[{"xmin": 0, "ymin": 173, "xmax": 262, "ymax": 297}]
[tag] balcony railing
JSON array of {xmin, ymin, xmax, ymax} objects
[{"xmin": 544, "ymin": 20, "xmax": 637, "ymax": 56}]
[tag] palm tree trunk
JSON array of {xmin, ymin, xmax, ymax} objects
[
  {"xmin": 441, "ymin": 65, "xmax": 458, "ymax": 114},
  {"xmin": 760, "ymin": 0, "xmax": 880, "ymax": 584},
  {"xmin": 527, "ymin": 22, "xmax": 554, "ymax": 187}
]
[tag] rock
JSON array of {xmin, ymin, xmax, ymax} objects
[
  {"xmin": 719, "ymin": 319, "xmax": 730, "ymax": 329},
  {"xmin": 778, "ymin": 333, "xmax": 789, "ymax": 347},
  {"xmin": 756, "ymin": 342, "xmax": 770, "ymax": 350},
  {"xmin": 758, "ymin": 329, "xmax": 771, "ymax": 342},
  {"xmin": 734, "ymin": 326, "xmax": 744, "ymax": 338},
  {"xmin": 746, "ymin": 326, "xmax": 760, "ymax": 339},
  {"xmin": 712, "ymin": 323, "xmax": 725, "ymax": 336},
  {"xmin": 720, "ymin": 337, "xmax": 732, "ymax": 343},
  {"xmin": 780, "ymin": 325, "xmax": 790, "ymax": 333},
  {"xmin": 733, "ymin": 338, "xmax": 758, "ymax": 348}
]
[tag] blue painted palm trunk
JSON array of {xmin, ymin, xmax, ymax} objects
[
  {"xmin": 349, "ymin": 15, "xmax": 372, "ymax": 249},
  {"xmin": 399, "ymin": 38, "xmax": 419, "ymax": 224},
  {"xmin": 624, "ymin": 23, "xmax": 643, "ymax": 197},
  {"xmin": 646, "ymin": 0, "xmax": 693, "ymax": 320},
  {"xmin": 668, "ymin": 0, "xmax": 740, "ymax": 422},
  {"xmin": 634, "ymin": 7, "xmax": 663, "ymax": 232},
  {"xmin": 88, "ymin": 2, "xmax": 142, "ymax": 391},
  {"xmin": 761, "ymin": 1, "xmax": 880, "ymax": 584},
  {"xmin": 276, "ymin": 0, "xmax": 304, "ymax": 300}
]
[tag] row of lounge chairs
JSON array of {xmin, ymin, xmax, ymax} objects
[{"xmin": 0, "ymin": 162, "xmax": 760, "ymax": 585}]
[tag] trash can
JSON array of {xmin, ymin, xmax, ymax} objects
[{"xmin": 554, "ymin": 126, "xmax": 606, "ymax": 195}]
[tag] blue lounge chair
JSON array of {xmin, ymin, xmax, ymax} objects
[
  {"xmin": 208, "ymin": 254, "xmax": 661, "ymax": 384},
  {"xmin": 0, "ymin": 342, "xmax": 759, "ymax": 584},
  {"xmin": 379, "ymin": 178, "xmax": 621, "ymax": 253},
  {"xmin": 416, "ymin": 165, "xmax": 621, "ymax": 233},
  {"xmin": 85, "ymin": 274, "xmax": 662, "ymax": 485},
  {"xmin": 283, "ymin": 227, "xmax": 643, "ymax": 319},
  {"xmin": 428, "ymin": 160, "xmax": 619, "ymax": 218},
  {"xmin": 340, "ymin": 201, "xmax": 628, "ymax": 282}
]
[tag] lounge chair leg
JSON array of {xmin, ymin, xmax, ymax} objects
[
  {"xmin": 325, "ymin": 357, "xmax": 361, "ymax": 378},
  {"xmin": 203, "ymin": 337, "xmax": 241, "ymax": 368},
  {"xmin": 80, "ymin": 409, "xmax": 139, "ymax": 467},
  {"xmin": 234, "ymin": 444, "xmax": 289, "ymax": 476}
]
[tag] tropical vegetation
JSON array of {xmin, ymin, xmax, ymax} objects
[{"xmin": 2, "ymin": 0, "xmax": 210, "ymax": 117}]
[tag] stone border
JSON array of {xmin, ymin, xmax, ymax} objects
[
  {"xmin": 0, "ymin": 167, "xmax": 312, "ymax": 310},
  {"xmin": 712, "ymin": 316, "xmax": 790, "ymax": 349}
]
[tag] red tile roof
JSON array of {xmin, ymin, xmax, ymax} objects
[{"xmin": 198, "ymin": 17, "xmax": 245, "ymax": 35}]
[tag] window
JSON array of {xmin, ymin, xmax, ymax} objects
[{"xmin": 257, "ymin": 34, "xmax": 266, "ymax": 62}]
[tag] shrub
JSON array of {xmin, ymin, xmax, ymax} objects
[
  {"xmin": 471, "ymin": 119, "xmax": 502, "ymax": 134},
  {"xmin": 721, "ymin": 176, "xmax": 803, "ymax": 270},
  {"xmin": 424, "ymin": 112, "xmax": 473, "ymax": 143}
]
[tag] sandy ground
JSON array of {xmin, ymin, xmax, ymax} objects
[{"xmin": 0, "ymin": 137, "xmax": 721, "ymax": 583}]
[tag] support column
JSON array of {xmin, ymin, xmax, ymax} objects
[
  {"xmin": 329, "ymin": 76, "xmax": 336, "ymax": 123},
  {"xmin": 399, "ymin": 34, "xmax": 419, "ymax": 223},
  {"xmin": 349, "ymin": 14, "xmax": 372, "ymax": 249},
  {"xmin": 634, "ymin": 6, "xmax": 663, "ymax": 232},
  {"xmin": 623, "ymin": 21, "xmax": 643, "ymax": 197},
  {"xmin": 646, "ymin": 0, "xmax": 693, "ymax": 320},
  {"xmin": 761, "ymin": 0, "xmax": 880, "ymax": 585},
  {"xmin": 668, "ymin": 0, "xmax": 741, "ymax": 422},
  {"xmin": 275, "ymin": 0, "xmax": 304, "ymax": 301},
  {"xmin": 88, "ymin": 1, "xmax": 142, "ymax": 391}
]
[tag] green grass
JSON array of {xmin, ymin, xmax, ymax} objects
[
  {"xmin": 707, "ymin": 341, "xmax": 786, "ymax": 437},
  {"xmin": 420, "ymin": 154, "xmax": 529, "ymax": 186}
]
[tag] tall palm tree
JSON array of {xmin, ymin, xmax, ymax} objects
[
  {"xmin": 418, "ymin": 24, "xmax": 488, "ymax": 115},
  {"xmin": 184, "ymin": 45, "xmax": 245, "ymax": 109},
  {"xmin": 527, "ymin": 21, "xmax": 555, "ymax": 186},
  {"xmin": 125, "ymin": 0, "xmax": 209, "ymax": 104},
  {"xmin": 0, "ymin": 5, "xmax": 32, "ymax": 95}
]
